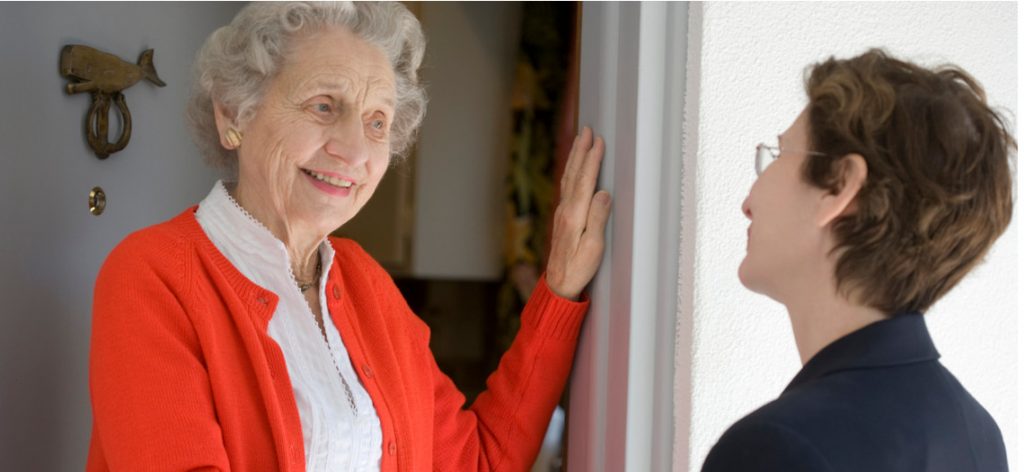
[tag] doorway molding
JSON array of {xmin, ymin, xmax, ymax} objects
[{"xmin": 568, "ymin": 3, "xmax": 690, "ymax": 471}]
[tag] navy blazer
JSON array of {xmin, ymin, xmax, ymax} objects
[{"xmin": 702, "ymin": 314, "xmax": 1007, "ymax": 472}]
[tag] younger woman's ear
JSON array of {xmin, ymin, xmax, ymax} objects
[{"xmin": 816, "ymin": 153, "xmax": 867, "ymax": 227}]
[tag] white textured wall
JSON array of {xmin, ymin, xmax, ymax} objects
[{"xmin": 678, "ymin": 2, "xmax": 1017, "ymax": 471}]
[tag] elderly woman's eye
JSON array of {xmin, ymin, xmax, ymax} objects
[
  {"xmin": 315, "ymin": 103, "xmax": 332, "ymax": 113},
  {"xmin": 366, "ymin": 116, "xmax": 389, "ymax": 141}
]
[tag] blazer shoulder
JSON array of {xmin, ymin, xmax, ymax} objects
[
  {"xmin": 934, "ymin": 364, "xmax": 1009, "ymax": 470},
  {"xmin": 703, "ymin": 412, "xmax": 834, "ymax": 472}
]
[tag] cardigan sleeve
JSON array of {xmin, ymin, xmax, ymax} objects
[
  {"xmin": 88, "ymin": 234, "xmax": 231, "ymax": 472},
  {"xmin": 429, "ymin": 275, "xmax": 588, "ymax": 471}
]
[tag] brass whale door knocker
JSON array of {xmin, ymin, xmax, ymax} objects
[{"xmin": 60, "ymin": 45, "xmax": 166, "ymax": 159}]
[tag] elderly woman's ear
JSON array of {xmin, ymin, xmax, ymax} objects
[{"xmin": 212, "ymin": 100, "xmax": 243, "ymax": 150}]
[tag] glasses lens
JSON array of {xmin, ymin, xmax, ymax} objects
[{"xmin": 755, "ymin": 145, "xmax": 770, "ymax": 176}]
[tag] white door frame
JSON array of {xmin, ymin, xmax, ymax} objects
[{"xmin": 568, "ymin": 2, "xmax": 690, "ymax": 471}]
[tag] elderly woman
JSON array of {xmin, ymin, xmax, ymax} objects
[
  {"xmin": 87, "ymin": 3, "xmax": 610, "ymax": 471},
  {"xmin": 702, "ymin": 49, "xmax": 1012, "ymax": 471}
]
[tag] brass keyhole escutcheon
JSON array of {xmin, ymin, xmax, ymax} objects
[{"xmin": 89, "ymin": 187, "xmax": 106, "ymax": 216}]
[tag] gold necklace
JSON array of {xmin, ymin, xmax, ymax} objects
[{"xmin": 295, "ymin": 256, "xmax": 322, "ymax": 293}]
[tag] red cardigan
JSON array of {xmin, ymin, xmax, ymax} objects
[{"xmin": 87, "ymin": 208, "xmax": 588, "ymax": 471}]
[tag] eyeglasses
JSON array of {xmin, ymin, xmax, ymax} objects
[{"xmin": 754, "ymin": 143, "xmax": 829, "ymax": 176}]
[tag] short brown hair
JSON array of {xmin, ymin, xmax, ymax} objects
[{"xmin": 804, "ymin": 48, "xmax": 1015, "ymax": 314}]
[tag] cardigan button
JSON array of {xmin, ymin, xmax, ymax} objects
[
  {"xmin": 332, "ymin": 285, "xmax": 342, "ymax": 300},
  {"xmin": 388, "ymin": 441, "xmax": 396, "ymax": 456},
  {"xmin": 362, "ymin": 364, "xmax": 374, "ymax": 378},
  {"xmin": 256, "ymin": 296, "xmax": 269, "ymax": 305}
]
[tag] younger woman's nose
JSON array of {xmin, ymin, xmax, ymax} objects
[{"xmin": 741, "ymin": 195, "xmax": 753, "ymax": 220}]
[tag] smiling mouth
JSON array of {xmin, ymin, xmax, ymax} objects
[{"xmin": 302, "ymin": 169, "xmax": 354, "ymax": 189}]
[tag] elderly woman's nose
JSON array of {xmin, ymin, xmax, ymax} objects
[
  {"xmin": 741, "ymin": 195, "xmax": 753, "ymax": 220},
  {"xmin": 323, "ymin": 117, "xmax": 371, "ymax": 166}
]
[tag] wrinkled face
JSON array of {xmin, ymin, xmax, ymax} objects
[
  {"xmin": 236, "ymin": 26, "xmax": 396, "ymax": 234},
  {"xmin": 738, "ymin": 109, "xmax": 828, "ymax": 299}
]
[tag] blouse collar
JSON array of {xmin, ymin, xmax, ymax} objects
[{"xmin": 195, "ymin": 180, "xmax": 334, "ymax": 286}]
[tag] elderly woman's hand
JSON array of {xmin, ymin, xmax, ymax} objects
[{"xmin": 545, "ymin": 126, "xmax": 612, "ymax": 300}]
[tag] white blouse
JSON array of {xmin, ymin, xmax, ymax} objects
[{"xmin": 196, "ymin": 180, "xmax": 383, "ymax": 471}]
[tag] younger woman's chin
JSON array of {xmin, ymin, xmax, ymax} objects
[{"xmin": 737, "ymin": 258, "xmax": 763, "ymax": 294}]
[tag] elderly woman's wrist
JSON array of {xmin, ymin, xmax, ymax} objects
[
  {"xmin": 524, "ymin": 274, "xmax": 589, "ymax": 340},
  {"xmin": 545, "ymin": 275, "xmax": 580, "ymax": 301}
]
